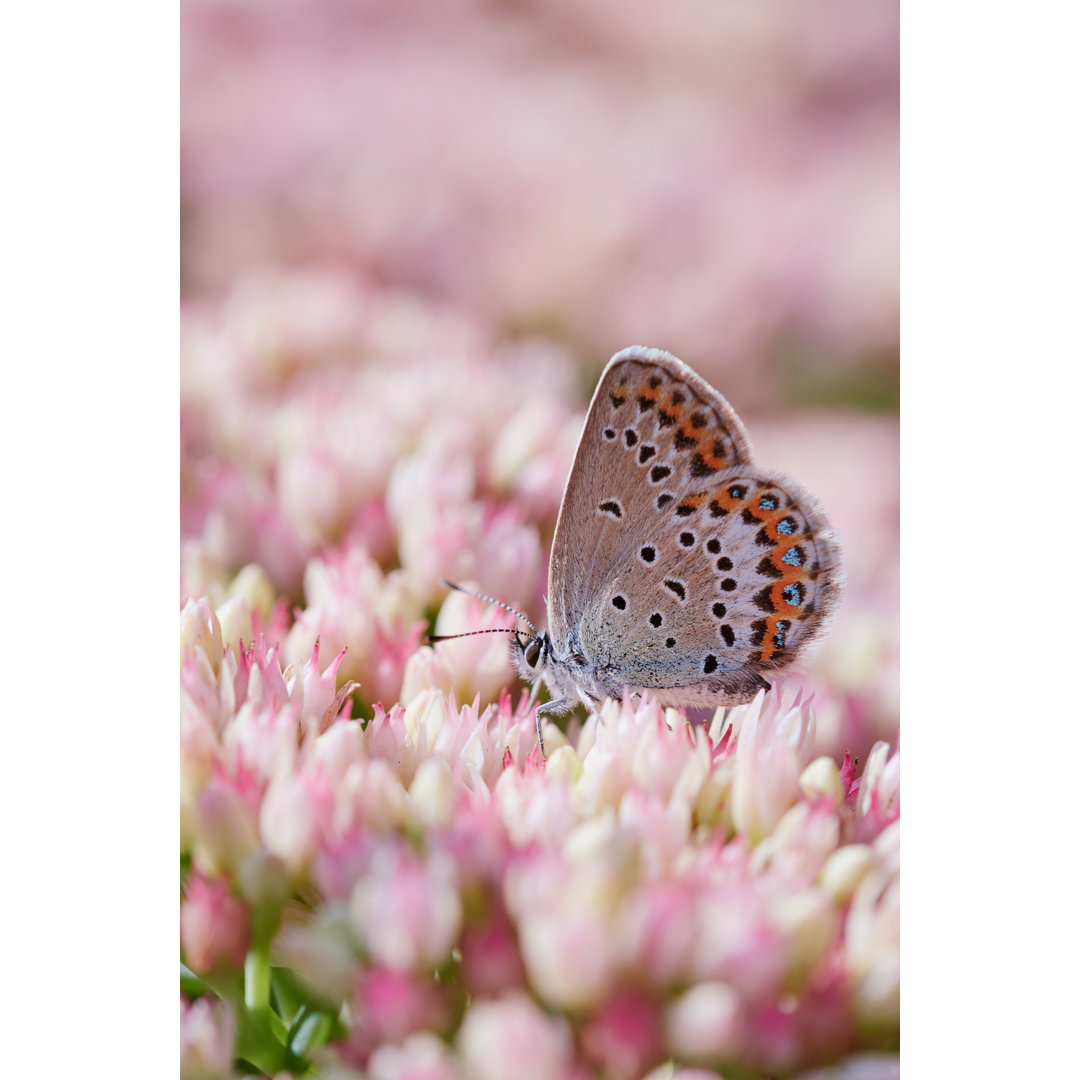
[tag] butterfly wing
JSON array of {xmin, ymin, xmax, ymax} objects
[
  {"xmin": 546, "ymin": 346, "xmax": 754, "ymax": 655},
  {"xmin": 577, "ymin": 465, "xmax": 843, "ymax": 706}
]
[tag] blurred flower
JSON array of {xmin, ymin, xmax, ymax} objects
[
  {"xmin": 457, "ymin": 991, "xmax": 574, "ymax": 1080},
  {"xmin": 259, "ymin": 759, "xmax": 336, "ymax": 880},
  {"xmin": 366, "ymin": 1032, "xmax": 464, "ymax": 1080},
  {"xmin": 581, "ymin": 989, "xmax": 665, "ymax": 1080},
  {"xmin": 349, "ymin": 846, "xmax": 463, "ymax": 972},
  {"xmin": 845, "ymin": 823, "xmax": 900, "ymax": 1032},
  {"xmin": 854, "ymin": 742, "xmax": 900, "ymax": 840},
  {"xmin": 343, "ymin": 966, "xmax": 454, "ymax": 1065},
  {"xmin": 190, "ymin": 759, "xmax": 262, "ymax": 878},
  {"xmin": 285, "ymin": 543, "xmax": 424, "ymax": 706},
  {"xmin": 180, "ymin": 996, "xmax": 235, "ymax": 1080},
  {"xmin": 459, "ymin": 899, "xmax": 526, "ymax": 997},
  {"xmin": 181, "ymin": 872, "xmax": 251, "ymax": 974},
  {"xmin": 663, "ymin": 980, "xmax": 743, "ymax": 1063},
  {"xmin": 273, "ymin": 903, "xmax": 357, "ymax": 1007},
  {"xmin": 181, "ymin": 597, "xmax": 223, "ymax": 676}
]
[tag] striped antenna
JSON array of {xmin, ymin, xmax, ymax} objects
[
  {"xmin": 440, "ymin": 580, "xmax": 537, "ymax": 633},
  {"xmin": 425, "ymin": 627, "xmax": 525, "ymax": 645}
]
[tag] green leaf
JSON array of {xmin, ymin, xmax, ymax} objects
[
  {"xmin": 180, "ymin": 962, "xmax": 208, "ymax": 999},
  {"xmin": 233, "ymin": 1005, "xmax": 289, "ymax": 1077},
  {"xmin": 288, "ymin": 1006, "xmax": 336, "ymax": 1057}
]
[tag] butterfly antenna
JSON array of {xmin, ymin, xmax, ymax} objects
[
  {"xmin": 425, "ymin": 627, "xmax": 525, "ymax": 645},
  {"xmin": 441, "ymin": 580, "xmax": 537, "ymax": 633}
]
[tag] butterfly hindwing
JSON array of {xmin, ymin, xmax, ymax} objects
[{"xmin": 576, "ymin": 466, "xmax": 842, "ymax": 702}]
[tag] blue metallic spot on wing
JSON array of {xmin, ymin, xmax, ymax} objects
[
  {"xmin": 777, "ymin": 519, "xmax": 795, "ymax": 535},
  {"xmin": 781, "ymin": 548, "xmax": 803, "ymax": 566},
  {"xmin": 783, "ymin": 583, "xmax": 803, "ymax": 606},
  {"xmin": 759, "ymin": 495, "xmax": 777, "ymax": 510}
]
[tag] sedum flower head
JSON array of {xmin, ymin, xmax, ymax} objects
[{"xmin": 181, "ymin": 272, "xmax": 899, "ymax": 1078}]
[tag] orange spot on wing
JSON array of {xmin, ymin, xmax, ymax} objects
[
  {"xmin": 757, "ymin": 613, "xmax": 795, "ymax": 662},
  {"xmin": 660, "ymin": 393, "xmax": 685, "ymax": 418},
  {"xmin": 696, "ymin": 438, "xmax": 727, "ymax": 471},
  {"xmin": 676, "ymin": 418, "xmax": 701, "ymax": 446}
]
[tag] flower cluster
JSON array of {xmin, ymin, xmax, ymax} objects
[
  {"xmin": 182, "ymin": 590, "xmax": 898, "ymax": 1078},
  {"xmin": 180, "ymin": 265, "xmax": 899, "ymax": 1077}
]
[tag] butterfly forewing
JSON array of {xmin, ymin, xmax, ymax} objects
[{"xmin": 546, "ymin": 348, "xmax": 754, "ymax": 651}]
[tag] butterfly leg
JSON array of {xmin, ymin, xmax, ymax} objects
[{"xmin": 533, "ymin": 699, "xmax": 570, "ymax": 759}]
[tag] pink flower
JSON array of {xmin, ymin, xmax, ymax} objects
[
  {"xmin": 343, "ymin": 966, "xmax": 454, "ymax": 1065},
  {"xmin": 408, "ymin": 757, "xmax": 460, "ymax": 828},
  {"xmin": 728, "ymin": 688, "xmax": 818, "ymax": 843},
  {"xmin": 459, "ymin": 900, "xmax": 526, "ymax": 997},
  {"xmin": 663, "ymin": 981, "xmax": 744, "ymax": 1063},
  {"xmin": 184, "ymin": 461, "xmax": 311, "ymax": 596},
  {"xmin": 273, "ymin": 904, "xmax": 358, "ymax": 1007},
  {"xmin": 180, "ymin": 995, "xmax": 234, "ymax": 1080},
  {"xmin": 581, "ymin": 990, "xmax": 664, "ymax": 1080},
  {"xmin": 367, "ymin": 1032, "xmax": 464, "ymax": 1080},
  {"xmin": 259, "ymin": 760, "xmax": 336, "ymax": 880},
  {"xmin": 180, "ymin": 596, "xmax": 224, "ymax": 674},
  {"xmin": 853, "ymin": 742, "xmax": 900, "ymax": 841},
  {"xmin": 284, "ymin": 637, "xmax": 358, "ymax": 738},
  {"xmin": 506, "ymin": 840, "xmax": 629, "ymax": 1009},
  {"xmin": 845, "ymin": 823, "xmax": 900, "ymax": 1032},
  {"xmin": 394, "ymin": 690, "xmax": 533, "ymax": 792},
  {"xmin": 284, "ymin": 543, "xmax": 425, "ymax": 707},
  {"xmin": 181, "ymin": 872, "xmax": 251, "ymax": 974},
  {"xmin": 749, "ymin": 800, "xmax": 842, "ymax": 885},
  {"xmin": 457, "ymin": 990, "xmax": 574, "ymax": 1080},
  {"xmin": 349, "ymin": 846, "xmax": 462, "ymax": 972},
  {"xmin": 190, "ymin": 759, "xmax": 262, "ymax": 877},
  {"xmin": 617, "ymin": 879, "xmax": 701, "ymax": 989}
]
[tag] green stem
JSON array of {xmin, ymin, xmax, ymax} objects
[{"xmin": 245, "ymin": 941, "xmax": 272, "ymax": 1014}]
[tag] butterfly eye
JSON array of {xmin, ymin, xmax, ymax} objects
[{"xmin": 524, "ymin": 640, "xmax": 542, "ymax": 668}]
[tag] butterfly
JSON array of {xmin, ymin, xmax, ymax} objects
[{"xmin": 447, "ymin": 346, "xmax": 842, "ymax": 753}]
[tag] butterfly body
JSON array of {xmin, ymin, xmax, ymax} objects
[{"xmin": 513, "ymin": 346, "xmax": 843, "ymax": 735}]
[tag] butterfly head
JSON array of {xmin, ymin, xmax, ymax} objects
[{"xmin": 511, "ymin": 628, "xmax": 553, "ymax": 684}]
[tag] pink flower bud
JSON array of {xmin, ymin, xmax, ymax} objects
[
  {"xmin": 729, "ymin": 689, "xmax": 816, "ymax": 843},
  {"xmin": 349, "ymin": 847, "xmax": 462, "ymax": 971},
  {"xmin": 345, "ymin": 967, "xmax": 453, "ymax": 1063},
  {"xmin": 215, "ymin": 595, "xmax": 254, "ymax": 658},
  {"xmin": 225, "ymin": 563, "xmax": 276, "ymax": 622},
  {"xmin": 191, "ymin": 762, "xmax": 261, "ymax": 876},
  {"xmin": 181, "ymin": 873, "xmax": 250, "ymax": 974},
  {"xmin": 180, "ymin": 996, "xmax": 235, "ymax": 1080},
  {"xmin": 581, "ymin": 990, "xmax": 664, "ymax": 1080},
  {"xmin": 459, "ymin": 903, "xmax": 526, "ymax": 996},
  {"xmin": 367, "ymin": 1032, "xmax": 464, "ymax": 1080},
  {"xmin": 259, "ymin": 764, "xmax": 335, "ymax": 880},
  {"xmin": 457, "ymin": 991, "xmax": 573, "ymax": 1080},
  {"xmin": 663, "ymin": 981, "xmax": 743, "ymax": 1062},
  {"xmin": 180, "ymin": 597, "xmax": 223, "ymax": 674}
]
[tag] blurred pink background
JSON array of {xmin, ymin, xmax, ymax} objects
[
  {"xmin": 182, "ymin": 0, "xmax": 897, "ymax": 396},
  {"xmin": 181, "ymin": 0, "xmax": 898, "ymax": 751}
]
